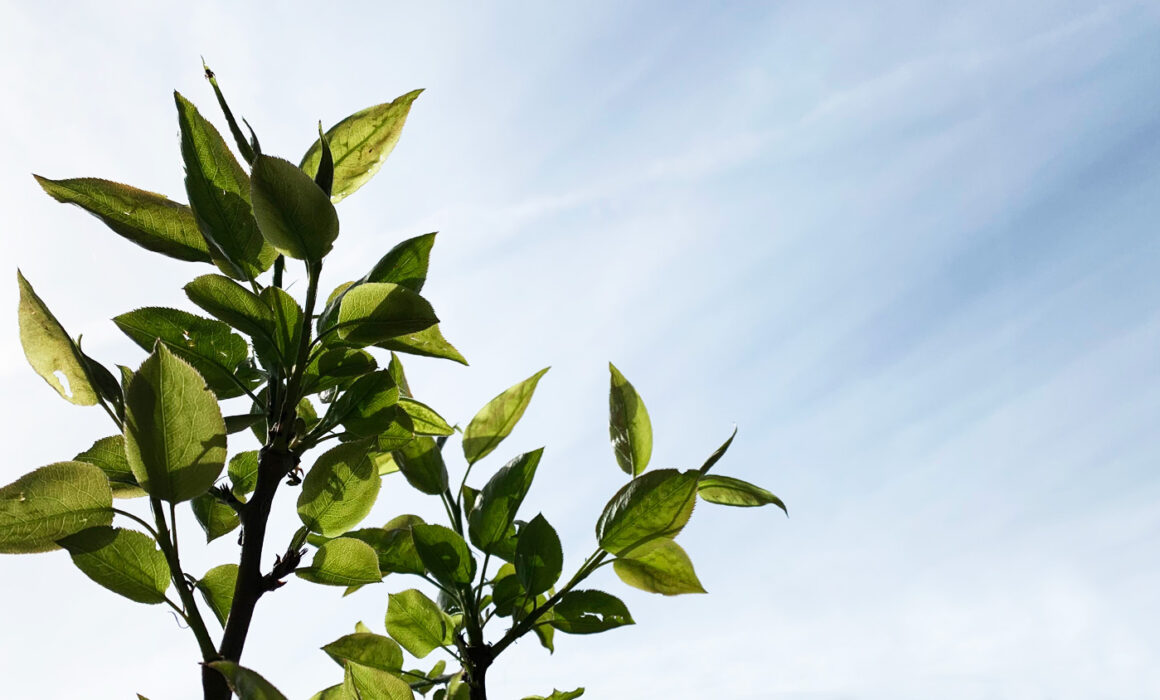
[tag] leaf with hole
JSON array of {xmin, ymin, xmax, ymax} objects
[{"xmin": 16, "ymin": 271, "xmax": 98, "ymax": 405}]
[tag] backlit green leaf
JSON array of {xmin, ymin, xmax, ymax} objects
[
  {"xmin": 549, "ymin": 590, "xmax": 633, "ymax": 635},
  {"xmin": 114, "ymin": 307, "xmax": 250, "ymax": 399},
  {"xmin": 0, "ymin": 461, "xmax": 112, "ymax": 553},
  {"xmin": 462, "ymin": 368, "xmax": 549, "ymax": 465},
  {"xmin": 17, "ymin": 271, "xmax": 98, "ymax": 405},
  {"xmin": 378, "ymin": 324, "xmax": 467, "ymax": 365},
  {"xmin": 191, "ymin": 493, "xmax": 240, "ymax": 542},
  {"xmin": 59, "ymin": 526, "xmax": 170, "ymax": 604},
  {"xmin": 176, "ymin": 92, "xmax": 275, "ymax": 280},
  {"xmin": 399, "ymin": 398, "xmax": 453, "ymax": 436},
  {"xmin": 595, "ymin": 469, "xmax": 699, "ymax": 556},
  {"xmin": 391, "ymin": 437, "xmax": 448, "ymax": 495},
  {"xmin": 228, "ymin": 451, "xmax": 259, "ymax": 498},
  {"xmin": 207, "ymin": 661, "xmax": 288, "ymax": 700},
  {"xmin": 196, "ymin": 563, "xmax": 238, "ymax": 626},
  {"xmin": 300, "ymin": 90, "xmax": 423, "ymax": 203},
  {"xmin": 364, "ymin": 232, "xmax": 436, "ymax": 291},
  {"xmin": 345, "ymin": 517, "xmax": 425, "ymax": 575},
  {"xmin": 515, "ymin": 513, "xmax": 563, "ymax": 597},
  {"xmin": 326, "ymin": 372, "xmax": 401, "ymax": 438},
  {"xmin": 76, "ymin": 435, "xmax": 144, "ymax": 498},
  {"xmin": 298, "ymin": 441, "xmax": 381, "ymax": 537},
  {"xmin": 345, "ymin": 662, "xmax": 415, "ymax": 700},
  {"xmin": 323, "ymin": 633, "xmax": 404, "ymax": 673},
  {"xmin": 468, "ymin": 449, "xmax": 542, "ymax": 553},
  {"xmin": 521, "ymin": 689, "xmax": 585, "ymax": 700},
  {"xmin": 411, "ymin": 523, "xmax": 473, "ymax": 588},
  {"xmin": 184, "ymin": 274, "xmax": 279, "ymax": 358},
  {"xmin": 34, "ymin": 175, "xmax": 212, "ymax": 263},
  {"xmin": 612, "ymin": 539, "xmax": 706, "ymax": 596},
  {"xmin": 259, "ymin": 287, "xmax": 304, "ymax": 371},
  {"xmin": 123, "ymin": 343, "xmax": 227, "ymax": 503},
  {"xmin": 297, "ymin": 537, "xmax": 382, "ymax": 586},
  {"xmin": 384, "ymin": 588, "xmax": 454, "ymax": 658},
  {"xmin": 250, "ymin": 154, "xmax": 339, "ymax": 261},
  {"xmin": 336, "ymin": 283, "xmax": 438, "ymax": 347},
  {"xmin": 303, "ymin": 348, "xmax": 377, "ymax": 396},
  {"xmin": 697, "ymin": 474, "xmax": 787, "ymax": 513},
  {"xmin": 608, "ymin": 363, "xmax": 652, "ymax": 477}
]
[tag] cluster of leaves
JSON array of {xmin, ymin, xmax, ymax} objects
[{"xmin": 2, "ymin": 64, "xmax": 785, "ymax": 700}]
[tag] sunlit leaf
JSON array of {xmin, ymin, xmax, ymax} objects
[
  {"xmin": 411, "ymin": 523, "xmax": 473, "ymax": 587},
  {"xmin": 298, "ymin": 441, "xmax": 381, "ymax": 537},
  {"xmin": 549, "ymin": 590, "xmax": 633, "ymax": 635},
  {"xmin": 391, "ymin": 437, "xmax": 448, "ymax": 495},
  {"xmin": 297, "ymin": 537, "xmax": 382, "ymax": 586},
  {"xmin": 250, "ymin": 154, "xmax": 339, "ymax": 261},
  {"xmin": 76, "ymin": 435, "xmax": 144, "ymax": 498},
  {"xmin": 612, "ymin": 539, "xmax": 706, "ymax": 596},
  {"xmin": 399, "ymin": 398, "xmax": 453, "ymax": 436},
  {"xmin": 608, "ymin": 363, "xmax": 652, "ymax": 477},
  {"xmin": 697, "ymin": 474, "xmax": 787, "ymax": 513},
  {"xmin": 59, "ymin": 526, "xmax": 170, "ymax": 604},
  {"xmin": 191, "ymin": 493, "xmax": 240, "ymax": 542},
  {"xmin": 323, "ymin": 632, "xmax": 404, "ymax": 672},
  {"xmin": 462, "ymin": 368, "xmax": 549, "ymax": 465},
  {"xmin": 595, "ymin": 469, "xmax": 699, "ymax": 556},
  {"xmin": 384, "ymin": 588, "xmax": 454, "ymax": 658},
  {"xmin": 16, "ymin": 271, "xmax": 98, "ymax": 405},
  {"xmin": 0, "ymin": 462, "xmax": 112, "ymax": 553},
  {"xmin": 336, "ymin": 283, "xmax": 438, "ymax": 347},
  {"xmin": 196, "ymin": 563, "xmax": 238, "ymax": 626}
]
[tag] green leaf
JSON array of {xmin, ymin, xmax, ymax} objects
[
  {"xmin": 79, "ymin": 349, "xmax": 124, "ymax": 419},
  {"xmin": 398, "ymin": 398, "xmax": 453, "ymax": 436},
  {"xmin": 303, "ymin": 348, "xmax": 377, "ymax": 396},
  {"xmin": 468, "ymin": 449, "xmax": 542, "ymax": 554},
  {"xmin": 184, "ymin": 274, "xmax": 279, "ymax": 358},
  {"xmin": 345, "ymin": 662, "xmax": 415, "ymax": 700},
  {"xmin": 196, "ymin": 563, "xmax": 238, "ymax": 626},
  {"xmin": 250, "ymin": 154, "xmax": 339, "ymax": 261},
  {"xmin": 391, "ymin": 437, "xmax": 449, "ymax": 495},
  {"xmin": 462, "ymin": 368, "xmax": 549, "ymax": 465},
  {"xmin": 259, "ymin": 286, "xmax": 305, "ymax": 370},
  {"xmin": 313, "ymin": 123, "xmax": 335, "ymax": 197},
  {"xmin": 608, "ymin": 363, "xmax": 652, "ymax": 477},
  {"xmin": 123, "ymin": 343, "xmax": 227, "ymax": 503},
  {"xmin": 521, "ymin": 689, "xmax": 585, "ymax": 700},
  {"xmin": 595, "ymin": 469, "xmax": 699, "ymax": 556},
  {"xmin": 697, "ymin": 427, "xmax": 737, "ymax": 475},
  {"xmin": 411, "ymin": 523, "xmax": 473, "ymax": 588},
  {"xmin": 207, "ymin": 661, "xmax": 288, "ymax": 700},
  {"xmin": 33, "ymin": 175, "xmax": 212, "ymax": 263},
  {"xmin": 297, "ymin": 537, "xmax": 382, "ymax": 586},
  {"xmin": 307, "ymin": 685, "xmax": 346, "ymax": 700},
  {"xmin": 323, "ymin": 633, "xmax": 404, "ymax": 673},
  {"xmin": 76, "ymin": 435, "xmax": 145, "ymax": 498},
  {"xmin": 225, "ymin": 412, "xmax": 265, "ymax": 435},
  {"xmin": 345, "ymin": 519, "xmax": 425, "ymax": 575},
  {"xmin": 300, "ymin": 90, "xmax": 423, "ymax": 203},
  {"xmin": 532, "ymin": 618, "xmax": 555, "ymax": 654},
  {"xmin": 515, "ymin": 513, "xmax": 563, "ymax": 597},
  {"xmin": 322, "ymin": 371, "xmax": 400, "ymax": 438},
  {"xmin": 364, "ymin": 232, "xmax": 436, "ymax": 291},
  {"xmin": 114, "ymin": 307, "xmax": 250, "ymax": 399},
  {"xmin": 612, "ymin": 539, "xmax": 706, "ymax": 595},
  {"xmin": 0, "ymin": 461, "xmax": 113, "ymax": 553},
  {"xmin": 16, "ymin": 271, "xmax": 98, "ymax": 405},
  {"xmin": 191, "ymin": 493, "xmax": 240, "ymax": 542},
  {"xmin": 336, "ymin": 283, "xmax": 439, "ymax": 347},
  {"xmin": 298, "ymin": 441, "xmax": 381, "ymax": 537},
  {"xmin": 202, "ymin": 60, "xmax": 255, "ymax": 164},
  {"xmin": 384, "ymin": 588, "xmax": 454, "ymax": 658},
  {"xmin": 549, "ymin": 590, "xmax": 633, "ymax": 635},
  {"xmin": 58, "ymin": 526, "xmax": 170, "ymax": 604},
  {"xmin": 176, "ymin": 92, "xmax": 275, "ymax": 280},
  {"xmin": 378, "ymin": 324, "xmax": 467, "ymax": 365},
  {"xmin": 228, "ymin": 451, "xmax": 259, "ymax": 498},
  {"xmin": 697, "ymin": 474, "xmax": 787, "ymax": 513}
]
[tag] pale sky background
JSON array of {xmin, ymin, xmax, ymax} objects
[{"xmin": 1, "ymin": 1, "xmax": 1158, "ymax": 698}]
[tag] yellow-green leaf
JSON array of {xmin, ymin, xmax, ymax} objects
[
  {"xmin": 462, "ymin": 368, "xmax": 549, "ymax": 465},
  {"xmin": 0, "ymin": 461, "xmax": 113, "ymax": 553},
  {"xmin": 59, "ymin": 526, "xmax": 171, "ymax": 604},
  {"xmin": 17, "ymin": 271, "xmax": 98, "ymax": 405}
]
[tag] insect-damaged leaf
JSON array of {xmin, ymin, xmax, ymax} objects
[{"xmin": 16, "ymin": 271, "xmax": 98, "ymax": 405}]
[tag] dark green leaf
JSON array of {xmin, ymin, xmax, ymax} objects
[
  {"xmin": 612, "ymin": 539, "xmax": 706, "ymax": 595},
  {"xmin": 79, "ymin": 348, "xmax": 124, "ymax": 419},
  {"xmin": 123, "ymin": 343, "xmax": 227, "ymax": 503},
  {"xmin": 17, "ymin": 271, "xmax": 98, "ymax": 405},
  {"xmin": 298, "ymin": 441, "xmax": 381, "ymax": 537},
  {"xmin": 323, "ymin": 633, "xmax": 404, "ymax": 673},
  {"xmin": 191, "ymin": 493, "xmax": 240, "ymax": 542},
  {"xmin": 468, "ymin": 449, "xmax": 542, "ymax": 554},
  {"xmin": 698, "ymin": 427, "xmax": 737, "ymax": 475},
  {"xmin": 595, "ymin": 469, "xmax": 699, "ymax": 556},
  {"xmin": 297, "ymin": 537, "xmax": 382, "ymax": 586},
  {"xmin": 0, "ymin": 462, "xmax": 113, "ymax": 553},
  {"xmin": 336, "ymin": 283, "xmax": 438, "ymax": 347},
  {"xmin": 114, "ymin": 307, "xmax": 250, "ymax": 399},
  {"xmin": 549, "ymin": 590, "xmax": 633, "ymax": 635},
  {"xmin": 313, "ymin": 123, "xmax": 335, "ymax": 197},
  {"xmin": 300, "ymin": 90, "xmax": 423, "ymax": 203},
  {"xmin": 391, "ymin": 437, "xmax": 448, "ymax": 495},
  {"xmin": 521, "ymin": 689, "xmax": 585, "ymax": 700},
  {"xmin": 303, "ymin": 348, "xmax": 377, "ymax": 396},
  {"xmin": 259, "ymin": 287, "xmax": 304, "ymax": 371},
  {"xmin": 364, "ymin": 232, "xmax": 436, "ymax": 291},
  {"xmin": 399, "ymin": 398, "xmax": 453, "ymax": 436},
  {"xmin": 328, "ymin": 372, "xmax": 401, "ymax": 438},
  {"xmin": 387, "ymin": 353, "xmax": 411, "ymax": 397},
  {"xmin": 225, "ymin": 412, "xmax": 265, "ymax": 435},
  {"xmin": 76, "ymin": 435, "xmax": 144, "ymax": 498},
  {"xmin": 176, "ymin": 92, "xmax": 275, "ymax": 280},
  {"xmin": 608, "ymin": 363, "xmax": 652, "ymax": 477},
  {"xmin": 384, "ymin": 588, "xmax": 454, "ymax": 658},
  {"xmin": 207, "ymin": 661, "xmax": 288, "ymax": 700},
  {"xmin": 184, "ymin": 274, "xmax": 279, "ymax": 360},
  {"xmin": 411, "ymin": 523, "xmax": 473, "ymax": 588},
  {"xmin": 250, "ymin": 154, "xmax": 339, "ymax": 261},
  {"xmin": 59, "ymin": 526, "xmax": 170, "ymax": 604},
  {"xmin": 697, "ymin": 474, "xmax": 787, "ymax": 513},
  {"xmin": 34, "ymin": 175, "xmax": 212, "ymax": 263},
  {"xmin": 490, "ymin": 563, "xmax": 523, "ymax": 617},
  {"xmin": 196, "ymin": 563, "xmax": 238, "ymax": 626},
  {"xmin": 515, "ymin": 513, "xmax": 563, "ymax": 597},
  {"xmin": 462, "ymin": 368, "xmax": 549, "ymax": 465},
  {"xmin": 202, "ymin": 60, "xmax": 254, "ymax": 164},
  {"xmin": 345, "ymin": 515, "xmax": 425, "ymax": 575}
]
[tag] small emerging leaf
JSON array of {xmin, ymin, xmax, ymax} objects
[{"xmin": 207, "ymin": 661, "xmax": 288, "ymax": 700}]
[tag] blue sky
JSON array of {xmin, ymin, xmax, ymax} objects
[{"xmin": 1, "ymin": 1, "xmax": 1157, "ymax": 698}]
